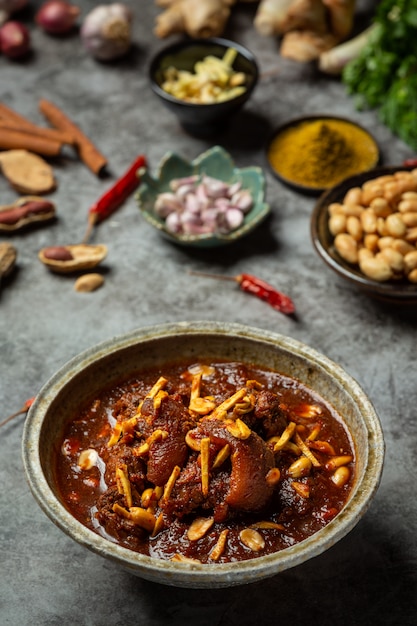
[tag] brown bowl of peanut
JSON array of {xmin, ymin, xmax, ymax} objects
[{"xmin": 311, "ymin": 166, "xmax": 417, "ymax": 303}]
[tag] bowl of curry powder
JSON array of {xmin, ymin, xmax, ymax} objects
[{"xmin": 266, "ymin": 115, "xmax": 380, "ymax": 195}]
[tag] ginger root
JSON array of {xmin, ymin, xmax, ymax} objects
[
  {"xmin": 255, "ymin": 0, "xmax": 356, "ymax": 62},
  {"xmin": 154, "ymin": 0, "xmax": 236, "ymax": 39}
]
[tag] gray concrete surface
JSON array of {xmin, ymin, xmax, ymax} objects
[{"xmin": 1, "ymin": 1, "xmax": 416, "ymax": 625}]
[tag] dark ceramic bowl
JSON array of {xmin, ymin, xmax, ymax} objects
[
  {"xmin": 149, "ymin": 37, "xmax": 259, "ymax": 137},
  {"xmin": 22, "ymin": 322, "xmax": 384, "ymax": 589},
  {"xmin": 311, "ymin": 166, "xmax": 417, "ymax": 303},
  {"xmin": 266, "ymin": 115, "xmax": 380, "ymax": 196}
]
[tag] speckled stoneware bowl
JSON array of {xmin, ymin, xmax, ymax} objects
[
  {"xmin": 311, "ymin": 165, "xmax": 417, "ymax": 304},
  {"xmin": 136, "ymin": 146, "xmax": 270, "ymax": 247},
  {"xmin": 22, "ymin": 322, "xmax": 384, "ymax": 589}
]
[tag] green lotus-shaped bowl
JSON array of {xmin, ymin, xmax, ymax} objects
[{"xmin": 136, "ymin": 146, "xmax": 270, "ymax": 247}]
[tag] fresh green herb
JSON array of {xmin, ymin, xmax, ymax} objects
[{"xmin": 342, "ymin": 0, "xmax": 417, "ymax": 150}]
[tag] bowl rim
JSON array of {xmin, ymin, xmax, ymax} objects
[
  {"xmin": 265, "ymin": 114, "xmax": 380, "ymax": 196},
  {"xmin": 149, "ymin": 36, "xmax": 259, "ymax": 109},
  {"xmin": 311, "ymin": 165, "xmax": 417, "ymax": 302},
  {"xmin": 22, "ymin": 321, "xmax": 385, "ymax": 588}
]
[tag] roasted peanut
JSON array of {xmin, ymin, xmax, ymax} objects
[
  {"xmin": 402, "ymin": 212, "xmax": 417, "ymax": 228},
  {"xmin": 370, "ymin": 196, "xmax": 391, "ymax": 218},
  {"xmin": 42, "ymin": 246, "xmax": 74, "ymax": 261},
  {"xmin": 404, "ymin": 250, "xmax": 417, "ymax": 273},
  {"xmin": 331, "ymin": 466, "xmax": 351, "ymax": 487},
  {"xmin": 360, "ymin": 208, "xmax": 377, "ymax": 233},
  {"xmin": 408, "ymin": 268, "xmax": 417, "ymax": 283},
  {"xmin": 385, "ymin": 213, "xmax": 407, "ymax": 238},
  {"xmin": 398, "ymin": 198, "xmax": 417, "ymax": 213},
  {"xmin": 334, "ymin": 233, "xmax": 358, "ymax": 264},
  {"xmin": 74, "ymin": 273, "xmax": 104, "ymax": 293},
  {"xmin": 343, "ymin": 186, "xmax": 362, "ymax": 205},
  {"xmin": 329, "ymin": 213, "xmax": 347, "ymax": 235},
  {"xmin": 288, "ymin": 456, "xmax": 312, "ymax": 478},
  {"xmin": 377, "ymin": 236, "xmax": 395, "ymax": 250},
  {"xmin": 377, "ymin": 248, "xmax": 404, "ymax": 274},
  {"xmin": 364, "ymin": 233, "xmax": 379, "ymax": 253},
  {"xmin": 239, "ymin": 528, "xmax": 265, "ymax": 552},
  {"xmin": 391, "ymin": 239, "xmax": 415, "ymax": 256},
  {"xmin": 187, "ymin": 517, "xmax": 214, "ymax": 541},
  {"xmin": 0, "ymin": 241, "xmax": 17, "ymax": 281},
  {"xmin": 328, "ymin": 202, "xmax": 344, "ymax": 216},
  {"xmin": 359, "ymin": 256, "xmax": 393, "ymax": 282},
  {"xmin": 346, "ymin": 215, "xmax": 363, "ymax": 241}
]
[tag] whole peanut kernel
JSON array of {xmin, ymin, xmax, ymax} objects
[
  {"xmin": 329, "ymin": 213, "xmax": 347, "ymax": 235},
  {"xmin": 360, "ymin": 208, "xmax": 377, "ymax": 233},
  {"xmin": 377, "ymin": 236, "xmax": 395, "ymax": 250},
  {"xmin": 359, "ymin": 256, "xmax": 393, "ymax": 282},
  {"xmin": 361, "ymin": 184, "xmax": 384, "ymax": 205},
  {"xmin": 408, "ymin": 268, "xmax": 417, "ymax": 283},
  {"xmin": 404, "ymin": 250, "xmax": 417, "ymax": 273},
  {"xmin": 398, "ymin": 198, "xmax": 417, "ymax": 213},
  {"xmin": 331, "ymin": 466, "xmax": 351, "ymax": 488},
  {"xmin": 364, "ymin": 233, "xmax": 379, "ymax": 252},
  {"xmin": 343, "ymin": 187, "xmax": 362, "ymax": 205},
  {"xmin": 346, "ymin": 215, "xmax": 363, "ymax": 241},
  {"xmin": 391, "ymin": 239, "xmax": 415, "ymax": 255},
  {"xmin": 334, "ymin": 233, "xmax": 358, "ymax": 264},
  {"xmin": 402, "ymin": 212, "xmax": 417, "ymax": 228},
  {"xmin": 385, "ymin": 213, "xmax": 407, "ymax": 237},
  {"xmin": 370, "ymin": 196, "xmax": 391, "ymax": 218},
  {"xmin": 378, "ymin": 248, "xmax": 405, "ymax": 273}
]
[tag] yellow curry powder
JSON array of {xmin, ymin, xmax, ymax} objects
[{"xmin": 267, "ymin": 118, "xmax": 379, "ymax": 189}]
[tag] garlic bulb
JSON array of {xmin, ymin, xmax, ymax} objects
[{"xmin": 80, "ymin": 3, "xmax": 133, "ymax": 61}]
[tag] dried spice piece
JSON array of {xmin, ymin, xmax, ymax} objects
[
  {"xmin": 0, "ymin": 149, "xmax": 56, "ymax": 194},
  {"xmin": 82, "ymin": 154, "xmax": 146, "ymax": 243},
  {"xmin": 189, "ymin": 270, "xmax": 295, "ymax": 315},
  {"xmin": 38, "ymin": 243, "xmax": 107, "ymax": 273},
  {"xmin": 0, "ymin": 241, "xmax": 17, "ymax": 282},
  {"xmin": 39, "ymin": 98, "xmax": 108, "ymax": 176},
  {"xmin": 0, "ymin": 196, "xmax": 55, "ymax": 231},
  {"xmin": 0, "ymin": 396, "xmax": 35, "ymax": 429},
  {"xmin": 74, "ymin": 273, "xmax": 104, "ymax": 293}
]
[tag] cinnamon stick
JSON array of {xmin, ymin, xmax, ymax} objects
[
  {"xmin": 0, "ymin": 128, "xmax": 63, "ymax": 156},
  {"xmin": 0, "ymin": 120, "xmax": 74, "ymax": 145},
  {"xmin": 39, "ymin": 98, "xmax": 108, "ymax": 175}
]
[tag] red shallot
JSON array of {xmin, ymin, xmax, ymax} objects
[
  {"xmin": 154, "ymin": 175, "xmax": 254, "ymax": 236},
  {"xmin": 0, "ymin": 20, "xmax": 30, "ymax": 58},
  {"xmin": 35, "ymin": 0, "xmax": 80, "ymax": 35}
]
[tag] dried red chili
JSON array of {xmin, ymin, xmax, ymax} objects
[
  {"xmin": 403, "ymin": 158, "xmax": 417, "ymax": 168},
  {"xmin": 189, "ymin": 271, "xmax": 295, "ymax": 315},
  {"xmin": 82, "ymin": 154, "xmax": 146, "ymax": 242},
  {"xmin": 0, "ymin": 396, "xmax": 35, "ymax": 428},
  {"xmin": 237, "ymin": 273, "xmax": 295, "ymax": 314}
]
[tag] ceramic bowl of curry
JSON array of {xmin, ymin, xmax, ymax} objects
[
  {"xmin": 311, "ymin": 165, "xmax": 417, "ymax": 303},
  {"xmin": 22, "ymin": 321, "xmax": 384, "ymax": 588},
  {"xmin": 266, "ymin": 115, "xmax": 380, "ymax": 196}
]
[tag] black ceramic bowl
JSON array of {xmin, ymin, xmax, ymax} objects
[
  {"xmin": 149, "ymin": 37, "xmax": 259, "ymax": 137},
  {"xmin": 311, "ymin": 166, "xmax": 417, "ymax": 304}
]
